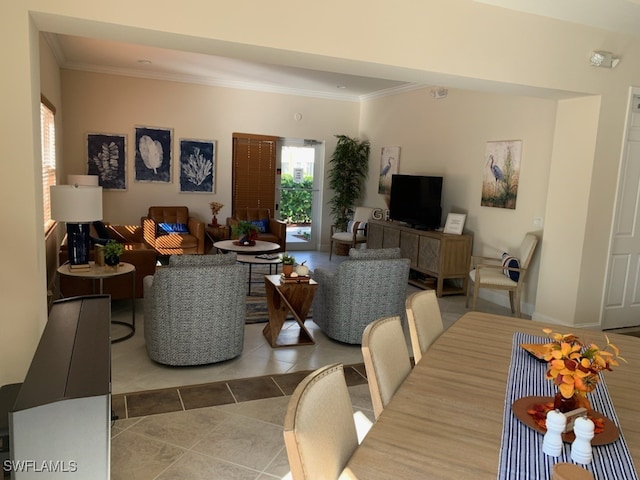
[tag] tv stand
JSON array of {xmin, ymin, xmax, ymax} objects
[{"xmin": 367, "ymin": 220, "xmax": 473, "ymax": 296}]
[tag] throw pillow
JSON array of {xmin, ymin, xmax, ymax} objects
[
  {"xmin": 158, "ymin": 222, "xmax": 189, "ymax": 234},
  {"xmin": 501, "ymin": 253, "xmax": 520, "ymax": 282},
  {"xmin": 349, "ymin": 247, "xmax": 401, "ymax": 260},
  {"xmin": 249, "ymin": 219, "xmax": 269, "ymax": 233}
]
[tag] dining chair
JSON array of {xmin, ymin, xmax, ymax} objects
[
  {"xmin": 283, "ymin": 363, "xmax": 360, "ymax": 480},
  {"xmin": 466, "ymin": 232, "xmax": 538, "ymax": 318},
  {"xmin": 405, "ymin": 290, "xmax": 444, "ymax": 364},
  {"xmin": 361, "ymin": 316, "xmax": 412, "ymax": 419}
]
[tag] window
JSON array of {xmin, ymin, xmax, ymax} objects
[{"xmin": 41, "ymin": 96, "xmax": 56, "ymax": 230}]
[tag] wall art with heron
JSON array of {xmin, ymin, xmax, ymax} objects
[{"xmin": 481, "ymin": 140, "xmax": 522, "ymax": 209}]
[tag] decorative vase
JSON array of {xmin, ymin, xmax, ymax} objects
[
  {"xmin": 282, "ymin": 264, "xmax": 294, "ymax": 277},
  {"xmin": 238, "ymin": 235, "xmax": 256, "ymax": 246},
  {"xmin": 553, "ymin": 391, "xmax": 591, "ymax": 413},
  {"xmin": 211, "ymin": 215, "xmax": 218, "ymax": 227}
]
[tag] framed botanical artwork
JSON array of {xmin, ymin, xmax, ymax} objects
[
  {"xmin": 481, "ymin": 140, "xmax": 522, "ymax": 209},
  {"xmin": 443, "ymin": 213, "xmax": 466, "ymax": 235},
  {"xmin": 134, "ymin": 126, "xmax": 172, "ymax": 183},
  {"xmin": 86, "ymin": 133, "xmax": 127, "ymax": 190},
  {"xmin": 179, "ymin": 138, "xmax": 215, "ymax": 193},
  {"xmin": 378, "ymin": 146, "xmax": 400, "ymax": 195}
]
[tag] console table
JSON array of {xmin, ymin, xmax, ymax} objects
[{"xmin": 367, "ymin": 219, "xmax": 472, "ymax": 296}]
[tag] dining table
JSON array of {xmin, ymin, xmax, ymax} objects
[{"xmin": 342, "ymin": 311, "xmax": 640, "ymax": 479}]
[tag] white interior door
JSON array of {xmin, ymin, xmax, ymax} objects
[{"xmin": 602, "ymin": 88, "xmax": 640, "ymax": 329}]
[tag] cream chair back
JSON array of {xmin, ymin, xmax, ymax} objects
[
  {"xmin": 352, "ymin": 206, "xmax": 374, "ymax": 224},
  {"xmin": 405, "ymin": 290, "xmax": 444, "ymax": 364},
  {"xmin": 361, "ymin": 316, "xmax": 412, "ymax": 419},
  {"xmin": 518, "ymin": 233, "xmax": 539, "ymax": 274},
  {"xmin": 283, "ymin": 364, "xmax": 359, "ymax": 480}
]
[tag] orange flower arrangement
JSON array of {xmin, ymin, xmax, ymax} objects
[{"xmin": 541, "ymin": 328, "xmax": 624, "ymax": 400}]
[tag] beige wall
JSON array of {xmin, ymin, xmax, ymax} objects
[
  {"xmin": 61, "ymin": 70, "xmax": 359, "ymax": 234},
  {"xmin": 360, "ymin": 87, "xmax": 557, "ymax": 311},
  {"xmin": 4, "ymin": 0, "xmax": 640, "ymax": 383}
]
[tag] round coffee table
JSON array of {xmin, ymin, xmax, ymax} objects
[
  {"xmin": 236, "ymin": 254, "xmax": 282, "ymax": 295},
  {"xmin": 213, "ymin": 239, "xmax": 280, "ymax": 255}
]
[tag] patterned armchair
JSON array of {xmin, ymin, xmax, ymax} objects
[
  {"xmin": 143, "ymin": 253, "xmax": 247, "ymax": 365},
  {"xmin": 312, "ymin": 248, "xmax": 411, "ymax": 344}
]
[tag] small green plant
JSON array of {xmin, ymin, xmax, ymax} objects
[
  {"xmin": 281, "ymin": 252, "xmax": 295, "ymax": 265},
  {"xmin": 103, "ymin": 240, "xmax": 124, "ymax": 262},
  {"xmin": 232, "ymin": 221, "xmax": 259, "ymax": 239}
]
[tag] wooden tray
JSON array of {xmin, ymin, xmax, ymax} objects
[{"xmin": 512, "ymin": 396, "xmax": 619, "ymax": 445}]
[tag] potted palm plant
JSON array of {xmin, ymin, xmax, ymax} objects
[{"xmin": 328, "ymin": 134, "xmax": 370, "ymax": 255}]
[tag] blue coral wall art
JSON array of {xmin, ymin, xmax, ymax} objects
[
  {"xmin": 134, "ymin": 126, "xmax": 172, "ymax": 183},
  {"xmin": 87, "ymin": 133, "xmax": 127, "ymax": 190},
  {"xmin": 179, "ymin": 139, "xmax": 215, "ymax": 193}
]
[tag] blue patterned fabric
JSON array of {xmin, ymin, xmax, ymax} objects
[
  {"xmin": 498, "ymin": 332, "xmax": 638, "ymax": 480},
  {"xmin": 158, "ymin": 222, "xmax": 189, "ymax": 234},
  {"xmin": 249, "ymin": 219, "xmax": 269, "ymax": 233}
]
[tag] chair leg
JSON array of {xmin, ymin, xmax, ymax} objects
[
  {"xmin": 471, "ymin": 281, "xmax": 480, "ymax": 310},
  {"xmin": 514, "ymin": 290, "xmax": 522, "ymax": 318},
  {"xmin": 465, "ymin": 279, "xmax": 471, "ymax": 308},
  {"xmin": 329, "ymin": 239, "xmax": 333, "ymax": 260},
  {"xmin": 508, "ymin": 291, "xmax": 516, "ymax": 314}
]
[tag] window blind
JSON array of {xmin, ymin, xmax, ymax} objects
[
  {"xmin": 41, "ymin": 96, "xmax": 56, "ymax": 231},
  {"xmin": 232, "ymin": 133, "xmax": 278, "ymax": 214}
]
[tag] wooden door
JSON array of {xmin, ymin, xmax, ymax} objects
[{"xmin": 232, "ymin": 133, "xmax": 278, "ymax": 214}]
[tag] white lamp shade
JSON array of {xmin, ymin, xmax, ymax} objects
[
  {"xmin": 67, "ymin": 174, "xmax": 99, "ymax": 186},
  {"xmin": 50, "ymin": 185, "xmax": 103, "ymax": 222}
]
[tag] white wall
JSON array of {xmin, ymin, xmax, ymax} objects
[{"xmin": 5, "ymin": 0, "xmax": 640, "ymax": 383}]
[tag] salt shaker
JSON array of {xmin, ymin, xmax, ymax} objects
[
  {"xmin": 543, "ymin": 410, "xmax": 566, "ymax": 457},
  {"xmin": 571, "ymin": 416, "xmax": 594, "ymax": 464}
]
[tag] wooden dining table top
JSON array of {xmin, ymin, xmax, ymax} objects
[{"xmin": 342, "ymin": 311, "xmax": 640, "ymax": 480}]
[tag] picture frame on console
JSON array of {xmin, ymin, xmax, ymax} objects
[
  {"xmin": 86, "ymin": 133, "xmax": 127, "ymax": 190},
  {"xmin": 443, "ymin": 213, "xmax": 466, "ymax": 235},
  {"xmin": 178, "ymin": 138, "xmax": 216, "ymax": 193}
]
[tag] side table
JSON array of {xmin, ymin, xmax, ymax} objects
[
  {"xmin": 205, "ymin": 225, "xmax": 230, "ymax": 252},
  {"xmin": 263, "ymin": 274, "xmax": 317, "ymax": 347},
  {"xmin": 56, "ymin": 261, "xmax": 136, "ymax": 343}
]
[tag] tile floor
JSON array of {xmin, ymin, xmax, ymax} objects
[{"xmin": 110, "ymin": 250, "xmax": 517, "ymax": 479}]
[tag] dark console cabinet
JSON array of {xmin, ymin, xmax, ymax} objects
[
  {"xmin": 367, "ymin": 219, "xmax": 472, "ymax": 296},
  {"xmin": 9, "ymin": 296, "xmax": 111, "ymax": 479}
]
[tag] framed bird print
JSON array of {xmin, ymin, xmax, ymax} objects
[
  {"xmin": 378, "ymin": 146, "xmax": 400, "ymax": 195},
  {"xmin": 481, "ymin": 140, "xmax": 522, "ymax": 209}
]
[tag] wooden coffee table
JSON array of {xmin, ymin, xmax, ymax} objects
[{"xmin": 263, "ymin": 274, "xmax": 318, "ymax": 347}]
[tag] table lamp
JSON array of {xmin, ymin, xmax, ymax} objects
[
  {"xmin": 67, "ymin": 174, "xmax": 99, "ymax": 186},
  {"xmin": 50, "ymin": 184, "xmax": 103, "ymax": 268}
]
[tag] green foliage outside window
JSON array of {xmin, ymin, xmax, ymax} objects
[{"xmin": 280, "ymin": 174, "xmax": 313, "ymax": 224}]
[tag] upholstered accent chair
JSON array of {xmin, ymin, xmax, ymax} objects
[
  {"xmin": 405, "ymin": 290, "xmax": 444, "ymax": 364},
  {"xmin": 312, "ymin": 248, "xmax": 411, "ymax": 344},
  {"xmin": 143, "ymin": 253, "xmax": 247, "ymax": 366},
  {"xmin": 361, "ymin": 316, "xmax": 412, "ymax": 419},
  {"xmin": 329, "ymin": 206, "xmax": 374, "ymax": 260},
  {"xmin": 143, "ymin": 206, "xmax": 205, "ymax": 255},
  {"xmin": 466, "ymin": 232, "xmax": 538, "ymax": 318},
  {"xmin": 226, "ymin": 207, "xmax": 287, "ymax": 252},
  {"xmin": 283, "ymin": 364, "xmax": 360, "ymax": 480}
]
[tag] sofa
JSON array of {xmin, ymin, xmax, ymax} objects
[
  {"xmin": 143, "ymin": 253, "xmax": 247, "ymax": 366},
  {"xmin": 312, "ymin": 248, "xmax": 411, "ymax": 344},
  {"xmin": 58, "ymin": 223, "xmax": 157, "ymax": 299},
  {"xmin": 227, "ymin": 207, "xmax": 287, "ymax": 252},
  {"xmin": 143, "ymin": 206, "xmax": 206, "ymax": 255}
]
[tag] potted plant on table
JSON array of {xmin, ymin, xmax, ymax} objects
[
  {"xmin": 281, "ymin": 252, "xmax": 295, "ymax": 277},
  {"xmin": 103, "ymin": 240, "xmax": 124, "ymax": 269},
  {"xmin": 232, "ymin": 221, "xmax": 259, "ymax": 246},
  {"xmin": 328, "ymin": 134, "xmax": 370, "ymax": 255}
]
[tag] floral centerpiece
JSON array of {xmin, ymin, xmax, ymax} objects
[
  {"xmin": 209, "ymin": 201, "xmax": 224, "ymax": 227},
  {"xmin": 232, "ymin": 221, "xmax": 259, "ymax": 245},
  {"xmin": 540, "ymin": 328, "xmax": 624, "ymax": 412}
]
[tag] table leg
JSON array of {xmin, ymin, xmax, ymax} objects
[
  {"xmin": 262, "ymin": 280, "xmax": 315, "ymax": 347},
  {"xmin": 111, "ymin": 269, "xmax": 136, "ymax": 343}
]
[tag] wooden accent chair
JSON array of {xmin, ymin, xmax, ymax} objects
[
  {"xmin": 283, "ymin": 364, "xmax": 359, "ymax": 480},
  {"xmin": 142, "ymin": 206, "xmax": 205, "ymax": 255},
  {"xmin": 466, "ymin": 232, "xmax": 538, "ymax": 318},
  {"xmin": 361, "ymin": 316, "xmax": 412, "ymax": 419},
  {"xmin": 329, "ymin": 206, "xmax": 374, "ymax": 260},
  {"xmin": 405, "ymin": 290, "xmax": 444, "ymax": 364},
  {"xmin": 226, "ymin": 207, "xmax": 287, "ymax": 252}
]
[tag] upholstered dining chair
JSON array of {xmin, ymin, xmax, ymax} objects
[
  {"xmin": 329, "ymin": 206, "xmax": 374, "ymax": 260},
  {"xmin": 466, "ymin": 232, "xmax": 538, "ymax": 318},
  {"xmin": 405, "ymin": 290, "xmax": 444, "ymax": 364},
  {"xmin": 283, "ymin": 363, "xmax": 360, "ymax": 480},
  {"xmin": 361, "ymin": 316, "xmax": 412, "ymax": 420}
]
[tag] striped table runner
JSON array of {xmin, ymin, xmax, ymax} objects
[{"xmin": 498, "ymin": 332, "xmax": 638, "ymax": 480}]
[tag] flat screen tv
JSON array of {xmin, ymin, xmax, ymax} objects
[{"xmin": 389, "ymin": 174, "xmax": 443, "ymax": 230}]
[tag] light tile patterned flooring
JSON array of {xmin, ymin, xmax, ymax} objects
[{"xmin": 110, "ymin": 250, "xmax": 516, "ymax": 479}]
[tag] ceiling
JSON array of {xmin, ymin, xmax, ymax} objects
[{"xmin": 44, "ymin": 1, "xmax": 640, "ymax": 102}]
